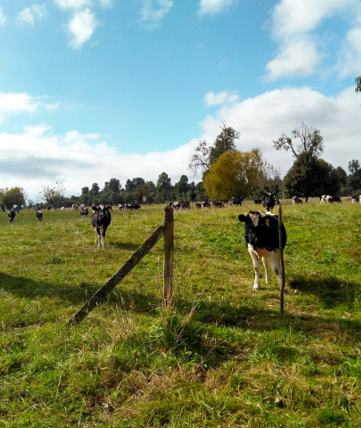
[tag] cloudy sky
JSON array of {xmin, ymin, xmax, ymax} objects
[{"xmin": 0, "ymin": 0, "xmax": 360, "ymax": 201}]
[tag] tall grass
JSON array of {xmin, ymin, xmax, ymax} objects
[{"xmin": 0, "ymin": 202, "xmax": 361, "ymax": 427}]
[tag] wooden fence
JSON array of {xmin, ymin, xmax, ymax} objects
[
  {"xmin": 68, "ymin": 206, "xmax": 174, "ymax": 325},
  {"xmin": 68, "ymin": 205, "xmax": 286, "ymax": 325}
]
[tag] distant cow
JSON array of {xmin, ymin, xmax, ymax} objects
[
  {"xmin": 331, "ymin": 196, "xmax": 342, "ymax": 203},
  {"xmin": 91, "ymin": 204, "xmax": 112, "ymax": 249},
  {"xmin": 8, "ymin": 208, "xmax": 16, "ymax": 222},
  {"xmin": 80, "ymin": 207, "xmax": 89, "ymax": 218},
  {"xmin": 229, "ymin": 197, "xmax": 243, "ymax": 206},
  {"xmin": 72, "ymin": 204, "xmax": 78, "ymax": 210},
  {"xmin": 320, "ymin": 195, "xmax": 332, "ymax": 203},
  {"xmin": 253, "ymin": 199, "xmax": 262, "ymax": 205},
  {"xmin": 36, "ymin": 209, "xmax": 43, "ymax": 221},
  {"xmin": 292, "ymin": 196, "xmax": 303, "ymax": 205},
  {"xmin": 212, "ymin": 201, "xmax": 225, "ymax": 208},
  {"xmin": 262, "ymin": 187, "xmax": 279, "ymax": 212},
  {"xmin": 352, "ymin": 196, "xmax": 360, "ymax": 204},
  {"xmin": 238, "ymin": 211, "xmax": 287, "ymax": 292},
  {"xmin": 201, "ymin": 201, "xmax": 211, "ymax": 208},
  {"xmin": 47, "ymin": 205, "xmax": 52, "ymax": 210},
  {"xmin": 0, "ymin": 205, "xmax": 5, "ymax": 212}
]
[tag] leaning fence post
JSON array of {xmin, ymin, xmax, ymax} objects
[
  {"xmin": 163, "ymin": 206, "xmax": 174, "ymax": 308},
  {"xmin": 278, "ymin": 205, "xmax": 286, "ymax": 314}
]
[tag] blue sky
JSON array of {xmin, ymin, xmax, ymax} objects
[{"xmin": 0, "ymin": 0, "xmax": 360, "ymax": 201}]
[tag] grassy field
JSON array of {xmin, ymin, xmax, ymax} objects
[{"xmin": 1, "ymin": 202, "xmax": 361, "ymax": 427}]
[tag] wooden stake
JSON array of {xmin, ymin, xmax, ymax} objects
[
  {"xmin": 68, "ymin": 223, "xmax": 165, "ymax": 325},
  {"xmin": 163, "ymin": 206, "xmax": 174, "ymax": 308},
  {"xmin": 278, "ymin": 205, "xmax": 286, "ymax": 314}
]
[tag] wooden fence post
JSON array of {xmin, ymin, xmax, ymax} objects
[
  {"xmin": 67, "ymin": 223, "xmax": 165, "ymax": 325},
  {"xmin": 163, "ymin": 206, "xmax": 174, "ymax": 308},
  {"xmin": 278, "ymin": 205, "xmax": 286, "ymax": 314}
]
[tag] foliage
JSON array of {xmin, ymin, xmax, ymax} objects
[
  {"xmin": 203, "ymin": 149, "xmax": 265, "ymax": 199},
  {"xmin": 156, "ymin": 172, "xmax": 173, "ymax": 203},
  {"xmin": 273, "ymin": 122, "xmax": 324, "ymax": 159},
  {"xmin": 347, "ymin": 159, "xmax": 361, "ymax": 193},
  {"xmin": 41, "ymin": 179, "xmax": 66, "ymax": 208},
  {"xmin": 283, "ymin": 153, "xmax": 340, "ymax": 200},
  {"xmin": 188, "ymin": 122, "xmax": 240, "ymax": 176},
  {"xmin": 355, "ymin": 76, "xmax": 361, "ymax": 93},
  {"xmin": 1, "ymin": 186, "xmax": 27, "ymax": 209}
]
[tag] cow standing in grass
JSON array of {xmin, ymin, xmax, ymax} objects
[
  {"xmin": 91, "ymin": 204, "xmax": 112, "ymax": 249},
  {"xmin": 8, "ymin": 208, "xmax": 16, "ymax": 222},
  {"xmin": 238, "ymin": 211, "xmax": 287, "ymax": 292},
  {"xmin": 36, "ymin": 209, "xmax": 43, "ymax": 221}
]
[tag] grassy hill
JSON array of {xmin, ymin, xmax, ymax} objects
[{"xmin": 1, "ymin": 202, "xmax": 361, "ymax": 427}]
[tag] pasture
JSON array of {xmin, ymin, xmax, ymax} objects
[{"xmin": 1, "ymin": 202, "xmax": 361, "ymax": 427}]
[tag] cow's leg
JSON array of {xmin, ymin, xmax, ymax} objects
[
  {"xmin": 95, "ymin": 227, "xmax": 101, "ymax": 248},
  {"xmin": 248, "ymin": 246, "xmax": 261, "ymax": 290},
  {"xmin": 270, "ymin": 250, "xmax": 287, "ymax": 293},
  {"xmin": 261, "ymin": 256, "xmax": 271, "ymax": 284},
  {"xmin": 100, "ymin": 228, "xmax": 106, "ymax": 249}
]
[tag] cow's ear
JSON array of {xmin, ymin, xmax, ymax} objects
[{"xmin": 238, "ymin": 214, "xmax": 246, "ymax": 222}]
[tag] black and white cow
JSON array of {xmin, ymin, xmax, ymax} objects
[
  {"xmin": 320, "ymin": 195, "xmax": 332, "ymax": 203},
  {"xmin": 238, "ymin": 211, "xmax": 287, "ymax": 292},
  {"xmin": 262, "ymin": 187, "xmax": 279, "ymax": 212},
  {"xmin": 80, "ymin": 207, "xmax": 89, "ymax": 218},
  {"xmin": 91, "ymin": 204, "xmax": 112, "ymax": 249},
  {"xmin": 352, "ymin": 195, "xmax": 360, "ymax": 204},
  {"xmin": 8, "ymin": 208, "xmax": 16, "ymax": 222},
  {"xmin": 36, "ymin": 209, "xmax": 43, "ymax": 221},
  {"xmin": 292, "ymin": 196, "xmax": 303, "ymax": 205},
  {"xmin": 229, "ymin": 197, "xmax": 243, "ymax": 206},
  {"xmin": 212, "ymin": 201, "xmax": 225, "ymax": 208}
]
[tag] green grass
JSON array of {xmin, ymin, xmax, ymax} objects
[{"xmin": 1, "ymin": 202, "xmax": 361, "ymax": 427}]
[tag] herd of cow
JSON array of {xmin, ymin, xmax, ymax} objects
[{"xmin": 2, "ymin": 190, "xmax": 360, "ymax": 292}]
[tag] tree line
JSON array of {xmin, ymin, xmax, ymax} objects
[{"xmin": 1, "ymin": 89, "xmax": 361, "ymax": 209}]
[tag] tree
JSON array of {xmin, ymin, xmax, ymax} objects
[
  {"xmin": 188, "ymin": 122, "xmax": 240, "ymax": 176},
  {"xmin": 41, "ymin": 179, "xmax": 64, "ymax": 208},
  {"xmin": 356, "ymin": 76, "xmax": 361, "ymax": 93},
  {"xmin": 203, "ymin": 149, "xmax": 265, "ymax": 200},
  {"xmin": 195, "ymin": 181, "xmax": 207, "ymax": 201},
  {"xmin": 103, "ymin": 178, "xmax": 122, "ymax": 194},
  {"xmin": 283, "ymin": 153, "xmax": 340, "ymax": 201},
  {"xmin": 347, "ymin": 159, "xmax": 361, "ymax": 192},
  {"xmin": 273, "ymin": 123, "xmax": 324, "ymax": 159},
  {"xmin": 174, "ymin": 175, "xmax": 190, "ymax": 200},
  {"xmin": 156, "ymin": 172, "xmax": 173, "ymax": 203},
  {"xmin": 2, "ymin": 187, "xmax": 27, "ymax": 209}
]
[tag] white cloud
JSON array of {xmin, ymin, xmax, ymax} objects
[
  {"xmin": 17, "ymin": 4, "xmax": 47, "ymax": 26},
  {"xmin": 265, "ymin": 39, "xmax": 320, "ymax": 81},
  {"xmin": 0, "ymin": 7, "xmax": 7, "ymax": 26},
  {"xmin": 338, "ymin": 16, "xmax": 361, "ymax": 77},
  {"xmin": 139, "ymin": 0, "xmax": 173, "ymax": 29},
  {"xmin": 198, "ymin": 0, "xmax": 237, "ymax": 16},
  {"xmin": 266, "ymin": 0, "xmax": 359, "ymax": 80},
  {"xmin": 204, "ymin": 91, "xmax": 239, "ymax": 106},
  {"xmin": 54, "ymin": 0, "xmax": 92, "ymax": 10},
  {"xmin": 67, "ymin": 8, "xmax": 98, "ymax": 49},
  {"xmin": 99, "ymin": 0, "xmax": 113, "ymax": 8},
  {"xmin": 1, "ymin": 87, "xmax": 360, "ymax": 201},
  {"xmin": 0, "ymin": 93, "xmax": 40, "ymax": 123},
  {"xmin": 199, "ymin": 87, "xmax": 361, "ymax": 176}
]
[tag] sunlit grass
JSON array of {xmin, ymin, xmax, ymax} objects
[{"xmin": 0, "ymin": 202, "xmax": 361, "ymax": 426}]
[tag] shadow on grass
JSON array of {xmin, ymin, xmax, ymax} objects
[
  {"xmin": 0, "ymin": 272, "xmax": 161, "ymax": 310},
  {"xmin": 289, "ymin": 274, "xmax": 359, "ymax": 309}
]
